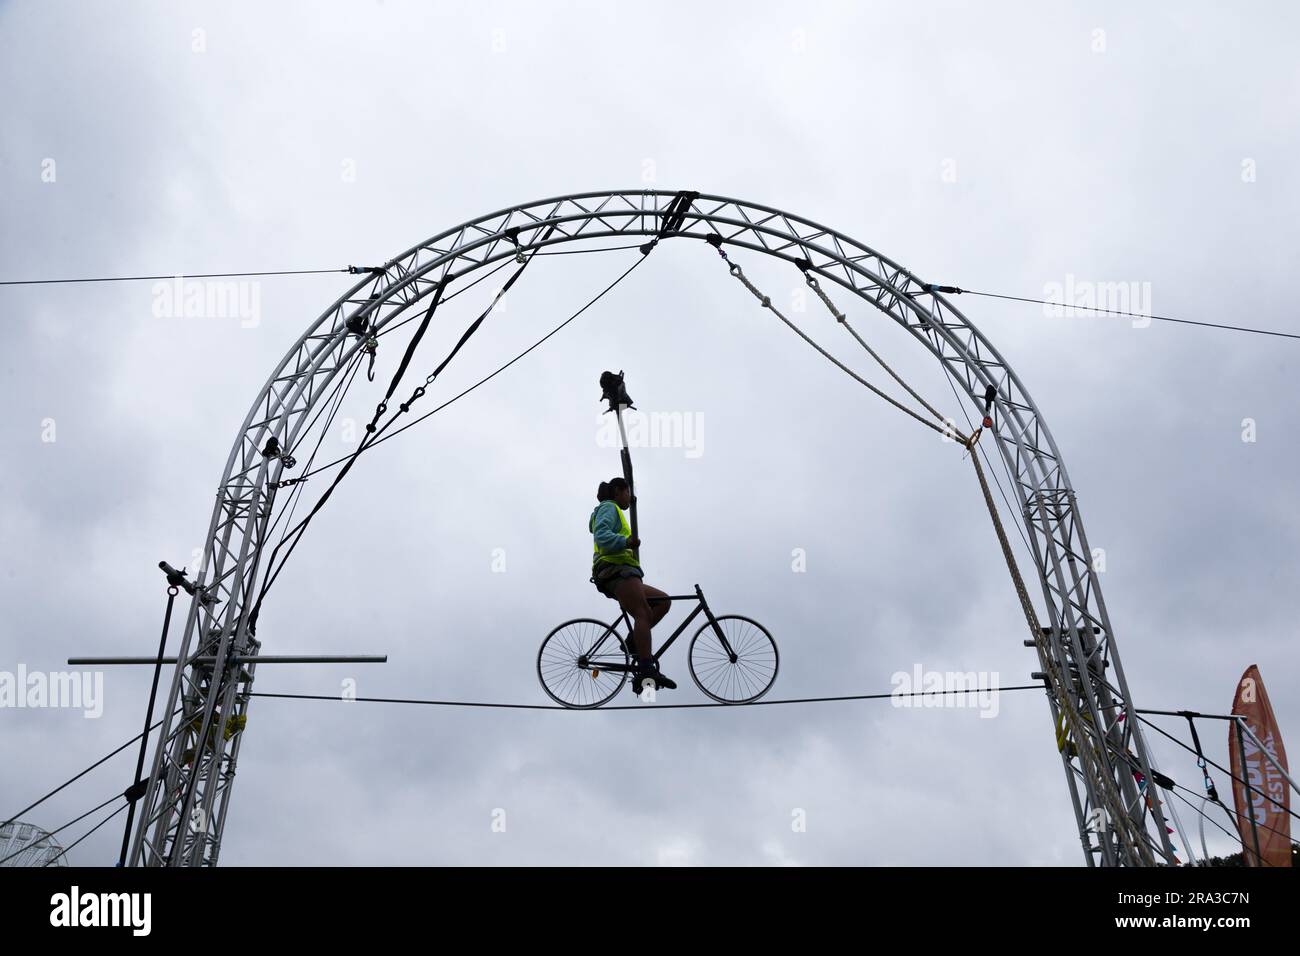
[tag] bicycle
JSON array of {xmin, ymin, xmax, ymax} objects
[{"xmin": 537, "ymin": 584, "xmax": 779, "ymax": 708}]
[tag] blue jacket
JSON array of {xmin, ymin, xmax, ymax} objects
[{"xmin": 590, "ymin": 500, "xmax": 636, "ymax": 565}]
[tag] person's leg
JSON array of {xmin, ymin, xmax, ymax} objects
[
  {"xmin": 643, "ymin": 583, "xmax": 671, "ymax": 628},
  {"xmin": 612, "ymin": 575, "xmax": 654, "ymax": 661}
]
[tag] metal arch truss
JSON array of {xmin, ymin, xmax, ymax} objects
[{"xmin": 130, "ymin": 190, "xmax": 1176, "ymax": 867}]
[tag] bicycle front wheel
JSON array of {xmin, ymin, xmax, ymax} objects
[
  {"xmin": 537, "ymin": 618, "xmax": 632, "ymax": 709},
  {"xmin": 688, "ymin": 615, "xmax": 779, "ymax": 704}
]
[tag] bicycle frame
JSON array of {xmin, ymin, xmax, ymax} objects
[{"xmin": 577, "ymin": 583, "xmax": 733, "ymax": 674}]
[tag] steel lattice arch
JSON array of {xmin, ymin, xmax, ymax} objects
[{"xmin": 130, "ymin": 189, "xmax": 1176, "ymax": 867}]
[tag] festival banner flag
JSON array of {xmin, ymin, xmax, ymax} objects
[{"xmin": 1228, "ymin": 665, "xmax": 1291, "ymax": 867}]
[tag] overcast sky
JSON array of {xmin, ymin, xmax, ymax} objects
[{"xmin": 2, "ymin": 1, "xmax": 1297, "ymax": 866}]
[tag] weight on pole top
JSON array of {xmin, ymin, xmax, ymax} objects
[{"xmin": 598, "ymin": 370, "xmax": 634, "ymax": 412}]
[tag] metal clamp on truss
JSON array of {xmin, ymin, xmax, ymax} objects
[
  {"xmin": 260, "ymin": 435, "xmax": 297, "ymax": 472},
  {"xmin": 504, "ymin": 226, "xmax": 529, "ymax": 263}
]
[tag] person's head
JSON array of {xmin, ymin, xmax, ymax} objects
[{"xmin": 596, "ymin": 476, "xmax": 632, "ymax": 510}]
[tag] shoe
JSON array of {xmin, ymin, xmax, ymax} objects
[{"xmin": 633, "ymin": 661, "xmax": 676, "ymax": 694}]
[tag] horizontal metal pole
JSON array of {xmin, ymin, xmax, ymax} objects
[
  {"xmin": 1136, "ymin": 707, "xmax": 1238, "ymax": 720},
  {"xmin": 66, "ymin": 655, "xmax": 387, "ymax": 666}
]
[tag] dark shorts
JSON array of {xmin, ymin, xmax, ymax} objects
[{"xmin": 591, "ymin": 561, "xmax": 644, "ymax": 599}]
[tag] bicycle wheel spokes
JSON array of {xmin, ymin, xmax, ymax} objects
[
  {"xmin": 687, "ymin": 615, "xmax": 779, "ymax": 704},
  {"xmin": 537, "ymin": 618, "xmax": 631, "ymax": 709}
]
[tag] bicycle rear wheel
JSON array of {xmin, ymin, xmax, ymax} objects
[
  {"xmin": 688, "ymin": 615, "xmax": 778, "ymax": 703},
  {"xmin": 537, "ymin": 618, "xmax": 632, "ymax": 709}
]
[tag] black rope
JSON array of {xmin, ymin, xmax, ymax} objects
[
  {"xmin": 48, "ymin": 801, "xmax": 131, "ymax": 867},
  {"xmin": 1164, "ymin": 781, "xmax": 1291, "ymax": 866},
  {"xmin": 372, "ymin": 277, "xmax": 450, "ymax": 427},
  {"xmin": 1184, "ymin": 713, "xmax": 1220, "ymax": 804},
  {"xmin": 248, "ymin": 220, "xmax": 558, "ymax": 630},
  {"xmin": 1170, "ymin": 779, "xmax": 1293, "ymax": 855},
  {"xmin": 370, "ymin": 244, "xmax": 647, "ymax": 344},
  {"xmin": 250, "ymin": 683, "xmax": 1043, "ymax": 712},
  {"xmin": 372, "ymin": 258, "xmax": 516, "ymax": 342},
  {"xmin": 1, "ymin": 713, "xmax": 176, "ymax": 829},
  {"xmin": 268, "ymin": 347, "xmax": 367, "ymax": 501},
  {"xmin": 277, "ymin": 249, "xmax": 653, "ymax": 486},
  {"xmin": 1137, "ymin": 714, "xmax": 1299, "ymax": 824},
  {"xmin": 0, "ymin": 268, "xmax": 348, "ymax": 286},
  {"xmin": 117, "ymin": 582, "xmax": 181, "ymax": 867},
  {"xmin": 932, "ymin": 287, "xmax": 1300, "ymax": 342},
  {"xmin": 536, "ymin": 242, "xmax": 649, "ymax": 256},
  {"xmin": 0, "ymin": 793, "xmax": 124, "ymax": 866}
]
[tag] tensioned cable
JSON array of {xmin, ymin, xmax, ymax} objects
[
  {"xmin": 0, "ymin": 792, "xmax": 124, "ymax": 866},
  {"xmin": 1132, "ymin": 713, "xmax": 1297, "ymax": 865},
  {"xmin": 372, "ymin": 258, "xmax": 517, "ymax": 343},
  {"xmin": 797, "ymin": 256, "xmax": 1035, "ymax": 554},
  {"xmin": 535, "ymin": 242, "xmax": 647, "ymax": 256},
  {"xmin": 1137, "ymin": 713, "xmax": 1300, "ymax": 823},
  {"xmin": 1167, "ymin": 778, "xmax": 1294, "ymax": 855},
  {"xmin": 261, "ymin": 351, "xmax": 368, "ymax": 549},
  {"xmin": 3, "ymin": 258, "xmax": 1293, "ymax": 342},
  {"xmin": 800, "ymin": 262, "xmax": 955, "ymax": 427},
  {"xmin": 1161, "ymin": 782, "xmax": 1288, "ymax": 867},
  {"xmin": 709, "ymin": 239, "xmax": 1159, "ymax": 855},
  {"xmin": 251, "ymin": 683, "xmax": 1043, "ymax": 712},
  {"xmin": 284, "ymin": 345, "xmax": 367, "ymax": 461},
  {"xmin": 1090, "ymin": 701, "xmax": 1276, "ymax": 853},
  {"xmin": 282, "ymin": 250, "xmax": 654, "ymax": 486},
  {"xmin": 0, "ymin": 268, "xmax": 348, "ymax": 286},
  {"xmin": 815, "ymin": 257, "xmax": 1172, "ymax": 856},
  {"xmin": 255, "ymin": 352, "xmax": 370, "ymax": 616},
  {"xmin": 706, "ymin": 240, "xmax": 966, "ymax": 444},
  {"xmin": 946, "ymin": 288, "xmax": 1300, "ymax": 342},
  {"xmin": 938, "ymin": 368, "xmax": 1035, "ymax": 556},
  {"xmin": 249, "ymin": 229, "xmax": 647, "ymax": 625},
  {"xmin": 969, "ymin": 441, "xmax": 1157, "ymax": 860},
  {"xmin": 369, "ymin": 244, "xmax": 641, "ymax": 344},
  {"xmin": 43, "ymin": 801, "xmax": 131, "ymax": 867},
  {"xmin": 1084, "ymin": 725, "xmax": 1251, "ymax": 862},
  {"xmin": 746, "ymin": 266, "xmax": 1077, "ymax": 821},
  {"xmin": 0, "ymin": 243, "xmax": 644, "ymax": 291},
  {"xmin": 1, "ymin": 712, "xmax": 176, "ymax": 829},
  {"xmin": 251, "ymin": 262, "xmax": 507, "ymax": 619}
]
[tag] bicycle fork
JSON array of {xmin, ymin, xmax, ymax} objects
[{"xmin": 693, "ymin": 584, "xmax": 739, "ymax": 663}]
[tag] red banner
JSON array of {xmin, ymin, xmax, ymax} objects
[{"xmin": 1228, "ymin": 665, "xmax": 1291, "ymax": 867}]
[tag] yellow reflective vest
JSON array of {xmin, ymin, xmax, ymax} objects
[{"xmin": 590, "ymin": 500, "xmax": 640, "ymax": 569}]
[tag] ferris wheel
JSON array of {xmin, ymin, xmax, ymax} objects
[{"xmin": 0, "ymin": 821, "xmax": 69, "ymax": 867}]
